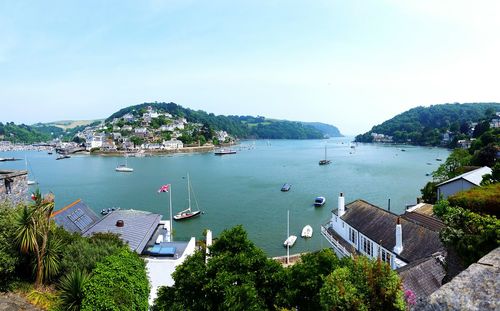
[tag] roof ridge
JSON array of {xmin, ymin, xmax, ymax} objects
[{"xmin": 51, "ymin": 199, "xmax": 81, "ymax": 217}]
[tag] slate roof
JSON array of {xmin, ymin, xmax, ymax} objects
[
  {"xmin": 398, "ymin": 254, "xmax": 447, "ymax": 301},
  {"xmin": 51, "ymin": 199, "xmax": 99, "ymax": 234},
  {"xmin": 340, "ymin": 200, "xmax": 445, "ymax": 263},
  {"xmin": 437, "ymin": 166, "xmax": 492, "ymax": 187},
  {"xmin": 401, "ymin": 212, "xmax": 445, "ymax": 232},
  {"xmin": 83, "ymin": 209, "xmax": 161, "ymax": 254}
]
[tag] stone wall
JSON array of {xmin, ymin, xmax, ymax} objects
[
  {"xmin": 415, "ymin": 247, "xmax": 499, "ymax": 311},
  {"xmin": 0, "ymin": 170, "xmax": 28, "ymax": 206}
]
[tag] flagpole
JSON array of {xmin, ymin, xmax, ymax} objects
[{"xmin": 169, "ymin": 184, "xmax": 173, "ymax": 241}]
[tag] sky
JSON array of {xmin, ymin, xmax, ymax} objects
[{"xmin": 1, "ymin": 0, "xmax": 500, "ymax": 135}]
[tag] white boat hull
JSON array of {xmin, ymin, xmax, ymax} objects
[
  {"xmin": 301, "ymin": 225, "xmax": 313, "ymax": 238},
  {"xmin": 283, "ymin": 235, "xmax": 297, "ymax": 247},
  {"xmin": 115, "ymin": 167, "xmax": 133, "ymax": 172}
]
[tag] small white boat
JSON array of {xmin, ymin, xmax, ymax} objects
[
  {"xmin": 301, "ymin": 225, "xmax": 313, "ymax": 238},
  {"xmin": 115, "ymin": 157, "xmax": 133, "ymax": 172},
  {"xmin": 283, "ymin": 235, "xmax": 297, "ymax": 247}
]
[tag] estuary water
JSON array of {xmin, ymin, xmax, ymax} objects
[{"xmin": 1, "ymin": 138, "xmax": 448, "ymax": 257}]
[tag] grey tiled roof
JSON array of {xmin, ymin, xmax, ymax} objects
[
  {"xmin": 83, "ymin": 209, "xmax": 161, "ymax": 253},
  {"xmin": 398, "ymin": 254, "xmax": 447, "ymax": 301},
  {"xmin": 341, "ymin": 200, "xmax": 445, "ymax": 263},
  {"xmin": 51, "ymin": 200, "xmax": 99, "ymax": 234}
]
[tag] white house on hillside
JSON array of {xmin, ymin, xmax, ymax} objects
[{"xmin": 436, "ymin": 166, "xmax": 492, "ymax": 199}]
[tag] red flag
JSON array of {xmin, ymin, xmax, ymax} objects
[{"xmin": 158, "ymin": 184, "xmax": 170, "ymax": 193}]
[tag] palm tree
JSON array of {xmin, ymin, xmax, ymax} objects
[{"xmin": 15, "ymin": 189, "xmax": 59, "ymax": 288}]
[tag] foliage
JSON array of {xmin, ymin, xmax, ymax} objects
[
  {"xmin": 0, "ymin": 122, "xmax": 52, "ymax": 143},
  {"xmin": 319, "ymin": 256, "xmax": 406, "ymax": 311},
  {"xmin": 59, "ymin": 269, "xmax": 90, "ymax": 311},
  {"xmin": 0, "ymin": 202, "xmax": 21, "ymax": 291},
  {"xmin": 432, "ymin": 149, "xmax": 472, "ymax": 182},
  {"xmin": 355, "ymin": 102, "xmax": 500, "ymax": 146},
  {"xmin": 59, "ymin": 232, "xmax": 125, "ymax": 276},
  {"xmin": 15, "ymin": 190, "xmax": 61, "ymax": 288},
  {"xmin": 282, "ymin": 249, "xmax": 341, "ymax": 310},
  {"xmin": 130, "ymin": 136, "xmax": 144, "ymax": 147},
  {"xmin": 434, "ymin": 200, "xmax": 500, "ymax": 266},
  {"xmin": 447, "ymin": 183, "xmax": 500, "ymax": 217},
  {"xmin": 26, "ymin": 288, "xmax": 61, "ymax": 310},
  {"xmin": 154, "ymin": 227, "xmax": 406, "ymax": 311},
  {"xmin": 105, "ymin": 102, "xmax": 325, "ymax": 139},
  {"xmin": 153, "ymin": 225, "xmax": 286, "ymax": 311},
  {"xmin": 420, "ymin": 181, "xmax": 438, "ymax": 204},
  {"xmin": 481, "ymin": 162, "xmax": 500, "ymax": 185},
  {"xmin": 81, "ymin": 248, "xmax": 149, "ymax": 311}
]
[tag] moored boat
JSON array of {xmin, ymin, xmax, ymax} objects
[
  {"xmin": 115, "ymin": 164, "xmax": 133, "ymax": 172},
  {"xmin": 173, "ymin": 173, "xmax": 202, "ymax": 221},
  {"xmin": 319, "ymin": 145, "xmax": 331, "ymax": 165},
  {"xmin": 314, "ymin": 196, "xmax": 326, "ymax": 207},
  {"xmin": 56, "ymin": 155, "xmax": 71, "ymax": 160},
  {"xmin": 214, "ymin": 149, "xmax": 237, "ymax": 155},
  {"xmin": 301, "ymin": 225, "xmax": 313, "ymax": 238},
  {"xmin": 281, "ymin": 183, "xmax": 291, "ymax": 192},
  {"xmin": 283, "ymin": 235, "xmax": 297, "ymax": 247}
]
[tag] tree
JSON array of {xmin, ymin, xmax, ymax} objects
[
  {"xmin": 81, "ymin": 249, "xmax": 149, "ymax": 311},
  {"xmin": 481, "ymin": 162, "xmax": 500, "ymax": 185},
  {"xmin": 130, "ymin": 136, "xmax": 144, "ymax": 148},
  {"xmin": 432, "ymin": 149, "xmax": 472, "ymax": 182},
  {"xmin": 0, "ymin": 202, "xmax": 21, "ymax": 291},
  {"xmin": 319, "ymin": 256, "xmax": 406, "ymax": 311},
  {"xmin": 15, "ymin": 190, "xmax": 61, "ymax": 288},
  {"xmin": 434, "ymin": 200, "xmax": 500, "ymax": 266},
  {"xmin": 153, "ymin": 225, "xmax": 286, "ymax": 311},
  {"xmin": 282, "ymin": 249, "xmax": 341, "ymax": 311},
  {"xmin": 421, "ymin": 181, "xmax": 438, "ymax": 203}
]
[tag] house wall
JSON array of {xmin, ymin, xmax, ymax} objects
[
  {"xmin": 328, "ymin": 211, "xmax": 403, "ymax": 269},
  {"xmin": 437, "ymin": 179, "xmax": 476, "ymax": 199}
]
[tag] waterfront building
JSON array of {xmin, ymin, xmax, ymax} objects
[
  {"xmin": 436, "ymin": 166, "xmax": 492, "ymax": 199},
  {"xmin": 0, "ymin": 169, "xmax": 28, "ymax": 205},
  {"xmin": 162, "ymin": 139, "xmax": 183, "ymax": 150},
  {"xmin": 321, "ymin": 193, "xmax": 447, "ymax": 302}
]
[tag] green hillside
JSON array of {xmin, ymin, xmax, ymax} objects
[
  {"xmin": 107, "ymin": 102, "xmax": 329, "ymax": 139},
  {"xmin": 355, "ymin": 103, "xmax": 500, "ymax": 146}
]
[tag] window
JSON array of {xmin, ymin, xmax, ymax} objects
[
  {"xmin": 381, "ymin": 249, "xmax": 392, "ymax": 264},
  {"xmin": 348, "ymin": 227, "xmax": 357, "ymax": 244},
  {"xmin": 361, "ymin": 236, "xmax": 372, "ymax": 256}
]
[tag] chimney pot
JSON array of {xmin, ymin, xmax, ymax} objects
[{"xmin": 116, "ymin": 220, "xmax": 124, "ymax": 227}]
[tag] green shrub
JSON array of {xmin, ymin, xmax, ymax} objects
[
  {"xmin": 448, "ymin": 183, "xmax": 500, "ymax": 217},
  {"xmin": 0, "ymin": 203, "xmax": 21, "ymax": 291},
  {"xmin": 59, "ymin": 269, "xmax": 89, "ymax": 311},
  {"xmin": 81, "ymin": 249, "xmax": 149, "ymax": 311}
]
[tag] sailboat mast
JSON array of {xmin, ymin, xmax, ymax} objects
[
  {"xmin": 324, "ymin": 145, "xmax": 327, "ymax": 161},
  {"xmin": 169, "ymin": 185, "xmax": 173, "ymax": 241},
  {"xmin": 287, "ymin": 209, "xmax": 290, "ymax": 265},
  {"xmin": 187, "ymin": 173, "xmax": 191, "ymax": 211}
]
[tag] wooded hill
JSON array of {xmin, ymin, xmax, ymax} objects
[
  {"xmin": 106, "ymin": 102, "xmax": 342, "ymax": 139},
  {"xmin": 355, "ymin": 103, "xmax": 500, "ymax": 146}
]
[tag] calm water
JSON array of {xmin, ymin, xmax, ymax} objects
[{"xmin": 1, "ymin": 138, "xmax": 448, "ymax": 257}]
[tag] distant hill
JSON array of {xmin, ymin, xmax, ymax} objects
[
  {"xmin": 42, "ymin": 119, "xmax": 103, "ymax": 130},
  {"xmin": 107, "ymin": 102, "xmax": 338, "ymax": 139},
  {"xmin": 355, "ymin": 102, "xmax": 500, "ymax": 146},
  {"xmin": 0, "ymin": 122, "xmax": 52, "ymax": 144},
  {"xmin": 302, "ymin": 122, "xmax": 343, "ymax": 137}
]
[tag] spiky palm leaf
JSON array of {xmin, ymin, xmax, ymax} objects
[
  {"xmin": 15, "ymin": 205, "xmax": 37, "ymax": 254},
  {"xmin": 59, "ymin": 270, "xmax": 89, "ymax": 311}
]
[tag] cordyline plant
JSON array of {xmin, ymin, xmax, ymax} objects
[{"xmin": 16, "ymin": 189, "xmax": 60, "ymax": 288}]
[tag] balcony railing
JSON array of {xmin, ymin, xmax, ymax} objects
[{"xmin": 321, "ymin": 224, "xmax": 353, "ymax": 258}]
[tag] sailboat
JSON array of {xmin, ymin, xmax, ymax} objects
[
  {"xmin": 115, "ymin": 156, "xmax": 133, "ymax": 172},
  {"xmin": 25, "ymin": 157, "xmax": 37, "ymax": 185},
  {"xmin": 319, "ymin": 145, "xmax": 331, "ymax": 165},
  {"xmin": 173, "ymin": 173, "xmax": 201, "ymax": 221}
]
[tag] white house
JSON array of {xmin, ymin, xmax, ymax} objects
[
  {"xmin": 162, "ymin": 139, "xmax": 183, "ymax": 150},
  {"xmin": 321, "ymin": 193, "xmax": 444, "ymax": 270},
  {"xmin": 436, "ymin": 166, "xmax": 492, "ymax": 199},
  {"xmin": 87, "ymin": 134, "xmax": 104, "ymax": 150},
  {"xmin": 122, "ymin": 125, "xmax": 133, "ymax": 131},
  {"xmin": 215, "ymin": 130, "xmax": 228, "ymax": 142},
  {"xmin": 160, "ymin": 124, "xmax": 175, "ymax": 132},
  {"xmin": 134, "ymin": 127, "xmax": 148, "ymax": 134}
]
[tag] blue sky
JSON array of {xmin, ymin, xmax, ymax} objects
[{"xmin": 1, "ymin": 0, "xmax": 499, "ymax": 134}]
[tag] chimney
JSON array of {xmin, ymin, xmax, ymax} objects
[
  {"xmin": 338, "ymin": 193, "xmax": 345, "ymax": 217},
  {"xmin": 116, "ymin": 220, "xmax": 124, "ymax": 227},
  {"xmin": 393, "ymin": 217, "xmax": 403, "ymax": 255}
]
